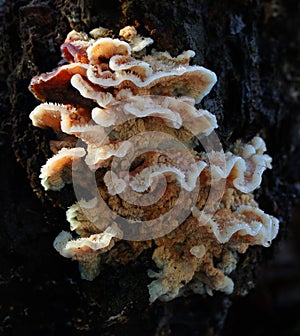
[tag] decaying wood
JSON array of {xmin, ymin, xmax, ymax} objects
[{"xmin": 0, "ymin": 0, "xmax": 299, "ymax": 334}]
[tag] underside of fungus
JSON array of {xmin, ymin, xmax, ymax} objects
[{"xmin": 29, "ymin": 26, "xmax": 279, "ymax": 303}]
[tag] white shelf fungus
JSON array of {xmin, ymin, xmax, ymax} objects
[
  {"xmin": 39, "ymin": 147, "xmax": 85, "ymax": 190},
  {"xmin": 29, "ymin": 26, "xmax": 280, "ymax": 303}
]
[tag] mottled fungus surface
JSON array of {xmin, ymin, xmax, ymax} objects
[{"xmin": 29, "ymin": 26, "xmax": 279, "ymax": 302}]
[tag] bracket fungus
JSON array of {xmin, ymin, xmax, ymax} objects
[{"xmin": 29, "ymin": 26, "xmax": 279, "ymax": 302}]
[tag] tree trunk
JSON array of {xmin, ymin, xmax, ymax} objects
[{"xmin": 1, "ymin": 0, "xmax": 299, "ymax": 335}]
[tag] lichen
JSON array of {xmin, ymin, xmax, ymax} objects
[{"xmin": 29, "ymin": 26, "xmax": 279, "ymax": 303}]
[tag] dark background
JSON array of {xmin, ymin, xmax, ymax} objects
[{"xmin": 0, "ymin": 0, "xmax": 299, "ymax": 335}]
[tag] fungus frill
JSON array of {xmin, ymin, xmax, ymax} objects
[{"xmin": 29, "ymin": 26, "xmax": 279, "ymax": 302}]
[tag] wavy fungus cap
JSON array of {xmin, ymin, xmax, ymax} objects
[{"xmin": 28, "ymin": 26, "xmax": 279, "ymax": 303}]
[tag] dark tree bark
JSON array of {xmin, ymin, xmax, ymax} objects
[{"xmin": 0, "ymin": 0, "xmax": 299, "ymax": 335}]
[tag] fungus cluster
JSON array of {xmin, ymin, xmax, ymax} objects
[{"xmin": 29, "ymin": 26, "xmax": 279, "ymax": 302}]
